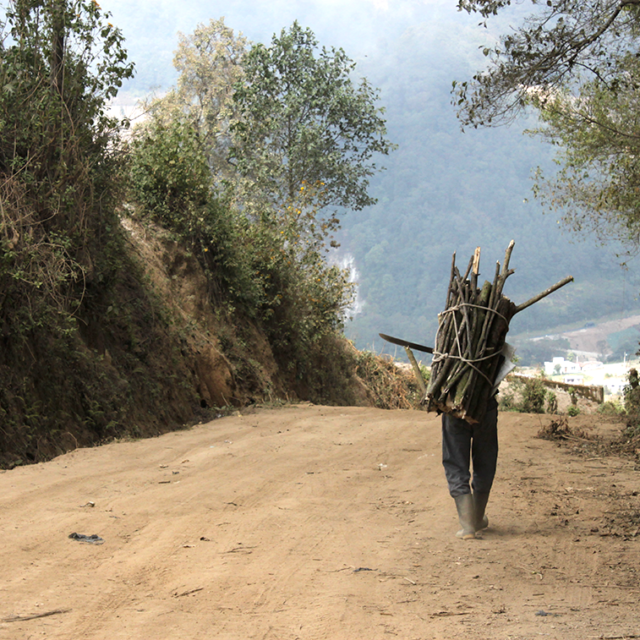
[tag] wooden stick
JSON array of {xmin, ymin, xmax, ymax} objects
[
  {"xmin": 494, "ymin": 240, "xmax": 515, "ymax": 301},
  {"xmin": 475, "ymin": 273, "xmax": 498, "ymax": 365},
  {"xmin": 470, "ymin": 246, "xmax": 480, "ymax": 292},
  {"xmin": 454, "ymin": 269, "xmax": 473, "ymax": 355},
  {"xmin": 472, "ymin": 246, "xmax": 481, "ymax": 275},
  {"xmin": 404, "ymin": 346, "xmax": 427, "ymax": 397},
  {"xmin": 3, "ymin": 609, "xmax": 71, "ymax": 623},
  {"xmin": 445, "ymin": 252, "xmax": 456, "ymax": 308},
  {"xmin": 462, "ymin": 254, "xmax": 475, "ymax": 281},
  {"xmin": 501, "ymin": 240, "xmax": 515, "ymax": 279},
  {"xmin": 514, "ymin": 276, "xmax": 574, "ymax": 314},
  {"xmin": 174, "ymin": 587, "xmax": 204, "ymax": 598}
]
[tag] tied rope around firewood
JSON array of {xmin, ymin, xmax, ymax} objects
[
  {"xmin": 431, "ymin": 302, "xmax": 509, "ymax": 387},
  {"xmin": 424, "ymin": 241, "xmax": 574, "ymax": 424}
]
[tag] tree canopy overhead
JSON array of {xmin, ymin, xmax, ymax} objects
[
  {"xmin": 454, "ymin": 0, "xmax": 640, "ymax": 250},
  {"xmin": 454, "ymin": 0, "xmax": 640, "ymax": 127}
]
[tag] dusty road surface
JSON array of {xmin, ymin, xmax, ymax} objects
[{"xmin": 1, "ymin": 406, "xmax": 639, "ymax": 640}]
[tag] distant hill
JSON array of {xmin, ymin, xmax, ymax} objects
[
  {"xmin": 508, "ymin": 313, "xmax": 640, "ymax": 367},
  {"xmin": 338, "ymin": 20, "xmax": 640, "ymax": 356}
]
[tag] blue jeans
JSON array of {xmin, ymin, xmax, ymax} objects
[{"xmin": 441, "ymin": 398, "xmax": 498, "ymax": 498}]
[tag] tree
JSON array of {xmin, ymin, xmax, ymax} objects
[
  {"xmin": 0, "ymin": 0, "xmax": 150, "ymax": 459},
  {"xmin": 454, "ymin": 0, "xmax": 640, "ymax": 247},
  {"xmin": 529, "ymin": 53, "xmax": 640, "ymax": 246},
  {"xmin": 129, "ymin": 20, "xmax": 363, "ymax": 369},
  {"xmin": 0, "ymin": 0, "xmax": 133, "ymax": 312},
  {"xmin": 146, "ymin": 18, "xmax": 247, "ymax": 186},
  {"xmin": 454, "ymin": 1, "xmax": 640, "ymax": 127},
  {"xmin": 231, "ymin": 21, "xmax": 394, "ymax": 219}
]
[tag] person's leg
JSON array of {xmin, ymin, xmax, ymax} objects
[
  {"xmin": 470, "ymin": 399, "xmax": 498, "ymax": 532},
  {"xmin": 470, "ymin": 399, "xmax": 498, "ymax": 493},
  {"xmin": 442, "ymin": 413, "xmax": 472, "ymax": 497},
  {"xmin": 442, "ymin": 413, "xmax": 475, "ymax": 539}
]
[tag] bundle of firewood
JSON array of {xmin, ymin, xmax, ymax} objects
[{"xmin": 424, "ymin": 241, "xmax": 572, "ymax": 423}]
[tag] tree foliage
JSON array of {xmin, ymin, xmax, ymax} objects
[
  {"xmin": 0, "ymin": 2, "xmax": 201, "ymax": 464},
  {"xmin": 129, "ymin": 113, "xmax": 356, "ymax": 374},
  {"xmin": 129, "ymin": 118, "xmax": 211, "ymax": 227},
  {"xmin": 454, "ymin": 0, "xmax": 640, "ymax": 127},
  {"xmin": 530, "ymin": 53, "xmax": 640, "ymax": 246},
  {"xmin": 128, "ymin": 115, "xmax": 269, "ymax": 308},
  {"xmin": 128, "ymin": 20, "xmax": 366, "ymax": 376},
  {"xmin": 454, "ymin": 0, "xmax": 640, "ymax": 249},
  {"xmin": 232, "ymin": 21, "xmax": 395, "ymax": 217},
  {"xmin": 0, "ymin": 0, "xmax": 133, "ymax": 204},
  {"xmin": 0, "ymin": 0, "xmax": 133, "ymax": 327},
  {"xmin": 145, "ymin": 18, "xmax": 247, "ymax": 186}
]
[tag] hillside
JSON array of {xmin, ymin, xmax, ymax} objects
[
  {"xmin": 1, "ymin": 212, "xmax": 408, "ymax": 469},
  {"xmin": 0, "ymin": 3, "xmax": 418, "ymax": 468},
  {"xmin": 340, "ymin": 22, "xmax": 640, "ymax": 354}
]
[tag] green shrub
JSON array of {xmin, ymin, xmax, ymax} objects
[
  {"xmin": 128, "ymin": 118, "xmax": 211, "ymax": 227},
  {"xmin": 499, "ymin": 376, "xmax": 552, "ymax": 414},
  {"xmin": 546, "ymin": 391, "xmax": 558, "ymax": 414},
  {"xmin": 597, "ymin": 400, "xmax": 626, "ymax": 416},
  {"xmin": 623, "ymin": 369, "xmax": 640, "ymax": 436},
  {"xmin": 128, "ymin": 113, "xmax": 355, "ymax": 389},
  {"xmin": 520, "ymin": 377, "xmax": 547, "ymax": 414},
  {"xmin": 498, "ymin": 389, "xmax": 517, "ymax": 411}
]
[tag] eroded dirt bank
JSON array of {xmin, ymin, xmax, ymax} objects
[{"xmin": 1, "ymin": 406, "xmax": 638, "ymax": 639}]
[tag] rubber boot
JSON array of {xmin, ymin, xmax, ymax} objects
[
  {"xmin": 454, "ymin": 493, "xmax": 476, "ymax": 540},
  {"xmin": 473, "ymin": 492, "xmax": 490, "ymax": 538}
]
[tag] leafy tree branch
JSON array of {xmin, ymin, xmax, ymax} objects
[{"xmin": 454, "ymin": 0, "xmax": 640, "ymax": 126}]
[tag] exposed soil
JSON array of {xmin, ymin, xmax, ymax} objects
[
  {"xmin": 559, "ymin": 314, "xmax": 640, "ymax": 354},
  {"xmin": 1, "ymin": 406, "xmax": 639, "ymax": 640}
]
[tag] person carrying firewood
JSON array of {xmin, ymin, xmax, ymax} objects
[
  {"xmin": 383, "ymin": 243, "xmax": 574, "ymax": 539},
  {"xmin": 422, "ymin": 243, "xmax": 572, "ymax": 539}
]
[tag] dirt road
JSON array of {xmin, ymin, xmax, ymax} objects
[{"xmin": 1, "ymin": 406, "xmax": 639, "ymax": 639}]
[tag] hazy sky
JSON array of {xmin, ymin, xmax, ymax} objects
[{"xmin": 98, "ymin": 0, "xmax": 487, "ymax": 94}]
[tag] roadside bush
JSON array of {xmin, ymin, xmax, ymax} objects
[
  {"xmin": 0, "ymin": 0, "xmax": 133, "ymax": 337},
  {"xmin": 0, "ymin": 2, "xmax": 203, "ymax": 467},
  {"xmin": 353, "ymin": 350, "xmax": 421, "ymax": 409},
  {"xmin": 547, "ymin": 391, "xmax": 558, "ymax": 414},
  {"xmin": 623, "ymin": 368, "xmax": 640, "ymax": 436},
  {"xmin": 128, "ymin": 116, "xmax": 265, "ymax": 307},
  {"xmin": 128, "ymin": 118, "xmax": 211, "ymax": 225},
  {"xmin": 520, "ymin": 377, "xmax": 548, "ymax": 413},
  {"xmin": 597, "ymin": 400, "xmax": 626, "ymax": 416},
  {"xmin": 499, "ymin": 376, "xmax": 549, "ymax": 414},
  {"xmin": 498, "ymin": 388, "xmax": 517, "ymax": 411}
]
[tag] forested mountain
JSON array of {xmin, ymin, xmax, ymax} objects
[
  {"xmin": 102, "ymin": 0, "xmax": 640, "ymax": 355},
  {"xmin": 342, "ymin": 20, "xmax": 640, "ymax": 353}
]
